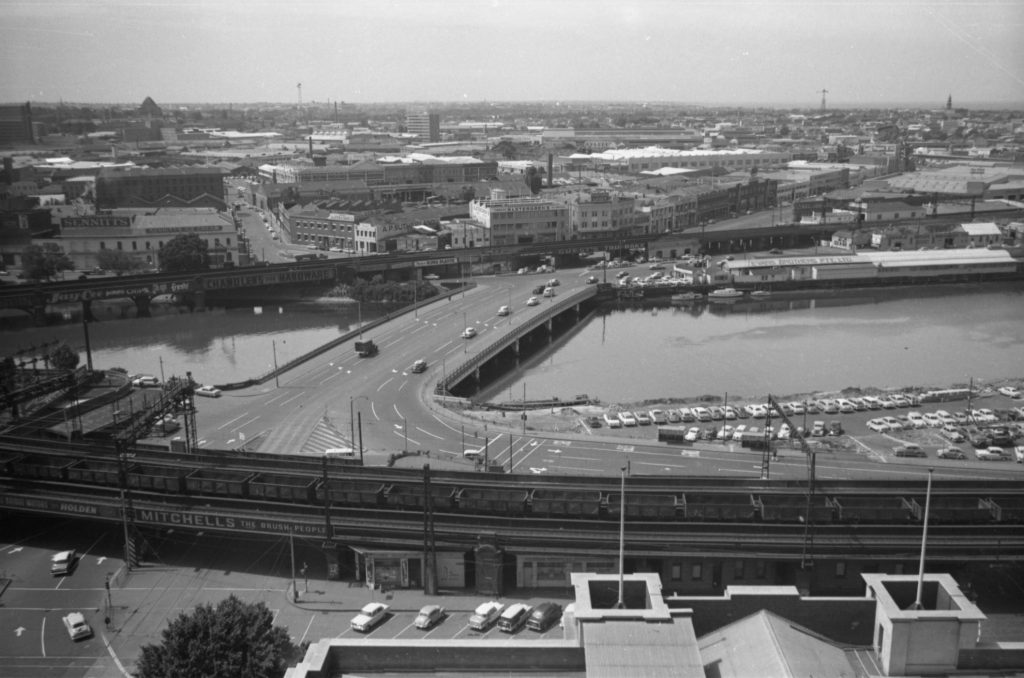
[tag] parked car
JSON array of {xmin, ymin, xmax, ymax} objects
[
  {"xmin": 997, "ymin": 386, "xmax": 1022, "ymax": 399},
  {"xmin": 976, "ymin": 447, "xmax": 1009, "ymax": 461},
  {"xmin": 131, "ymin": 375, "xmax": 160, "ymax": 388},
  {"xmin": 811, "ymin": 420, "xmax": 827, "ymax": 436},
  {"xmin": 617, "ymin": 412, "xmax": 637, "ymax": 427},
  {"xmin": 684, "ymin": 427, "xmax": 702, "ymax": 442},
  {"xmin": 527, "ymin": 602, "xmax": 563, "ymax": 632},
  {"xmin": 634, "ymin": 411, "xmax": 652, "ymax": 426},
  {"xmin": 678, "ymin": 407, "xmax": 695, "ymax": 422},
  {"xmin": 881, "ymin": 416, "xmax": 903, "ymax": 431},
  {"xmin": 461, "ymin": 327, "xmax": 477, "ymax": 339},
  {"xmin": 941, "ymin": 426, "xmax": 965, "ymax": 442},
  {"xmin": 666, "ymin": 410, "xmax": 681, "ymax": 423},
  {"xmin": 603, "ymin": 413, "xmax": 622, "ymax": 428},
  {"xmin": 469, "ymin": 601, "xmax": 504, "ymax": 630},
  {"xmin": 585, "ymin": 416, "xmax": 602, "ymax": 429},
  {"xmin": 351, "ymin": 602, "xmax": 389, "ymax": 632},
  {"xmin": 937, "ymin": 447, "xmax": 966, "ymax": 460},
  {"xmin": 1015, "ymin": 446, "xmax": 1024, "ymax": 463},
  {"xmin": 722, "ymin": 405, "xmax": 739, "ymax": 420},
  {"xmin": 63, "ymin": 612, "xmax": 93, "ymax": 641},
  {"xmin": 195, "ymin": 384, "xmax": 222, "ymax": 398},
  {"xmin": 497, "ymin": 603, "xmax": 532, "ymax": 633},
  {"xmin": 51, "ymin": 549, "xmax": 77, "ymax": 576},
  {"xmin": 866, "ymin": 419, "xmax": 890, "ymax": 433},
  {"xmin": 693, "ymin": 407, "xmax": 713, "ymax": 422},
  {"xmin": 649, "ymin": 409, "xmax": 667, "ymax": 425},
  {"xmin": 906, "ymin": 412, "xmax": 927, "ymax": 429},
  {"xmin": 414, "ymin": 604, "xmax": 446, "ymax": 630},
  {"xmin": 893, "ymin": 443, "xmax": 926, "ymax": 457},
  {"xmin": 922, "ymin": 412, "xmax": 943, "ymax": 427},
  {"xmin": 542, "ymin": 287, "xmax": 556, "ymax": 297}
]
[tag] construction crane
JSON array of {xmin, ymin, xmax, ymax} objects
[
  {"xmin": 819, "ymin": 88, "xmax": 828, "ymax": 112},
  {"xmin": 766, "ymin": 395, "xmax": 817, "ymax": 570}
]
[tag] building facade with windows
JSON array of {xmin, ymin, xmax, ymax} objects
[
  {"xmin": 405, "ymin": 111, "xmax": 440, "ymax": 142},
  {"xmin": 95, "ymin": 166, "xmax": 226, "ymax": 209},
  {"xmin": 562, "ymin": 191, "xmax": 637, "ymax": 239},
  {"xmin": 468, "ymin": 193, "xmax": 570, "ymax": 246},
  {"xmin": 53, "ymin": 208, "xmax": 237, "ymax": 270}
]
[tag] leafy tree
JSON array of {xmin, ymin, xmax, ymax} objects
[
  {"xmin": 97, "ymin": 248, "xmax": 143, "ymax": 275},
  {"xmin": 48, "ymin": 343, "xmax": 80, "ymax": 371},
  {"xmin": 21, "ymin": 243, "xmax": 74, "ymax": 281},
  {"xmin": 135, "ymin": 595, "xmax": 296, "ymax": 678},
  {"xmin": 159, "ymin": 233, "xmax": 210, "ymax": 273},
  {"xmin": 524, "ymin": 166, "xmax": 543, "ymax": 195}
]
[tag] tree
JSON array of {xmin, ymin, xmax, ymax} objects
[
  {"xmin": 159, "ymin": 233, "xmax": 210, "ymax": 273},
  {"xmin": 524, "ymin": 166, "xmax": 543, "ymax": 195},
  {"xmin": 21, "ymin": 243, "xmax": 73, "ymax": 281},
  {"xmin": 136, "ymin": 595, "xmax": 296, "ymax": 678},
  {"xmin": 97, "ymin": 248, "xmax": 143, "ymax": 275},
  {"xmin": 48, "ymin": 343, "xmax": 80, "ymax": 371}
]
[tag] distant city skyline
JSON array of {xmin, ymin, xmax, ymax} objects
[{"xmin": 2, "ymin": 0, "xmax": 1023, "ymax": 109}]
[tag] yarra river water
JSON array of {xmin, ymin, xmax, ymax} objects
[{"xmin": 2, "ymin": 282, "xmax": 1022, "ymax": 404}]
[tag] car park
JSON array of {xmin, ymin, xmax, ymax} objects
[
  {"xmin": 411, "ymin": 359, "xmax": 427, "ymax": 373},
  {"xmin": 51, "ymin": 549, "xmax": 77, "ymax": 575},
  {"xmin": 469, "ymin": 601, "xmax": 504, "ymax": 631},
  {"xmin": 461, "ymin": 327, "xmax": 477, "ymax": 339},
  {"xmin": 497, "ymin": 305, "xmax": 510, "ymax": 316},
  {"xmin": 976, "ymin": 447, "xmax": 1009, "ymax": 461},
  {"xmin": 351, "ymin": 602, "xmax": 389, "ymax": 632},
  {"xmin": 415, "ymin": 604, "xmax": 446, "ymax": 629},
  {"xmin": 497, "ymin": 603, "xmax": 532, "ymax": 633},
  {"xmin": 195, "ymin": 384, "xmax": 222, "ymax": 398},
  {"xmin": 937, "ymin": 447, "xmax": 966, "ymax": 459},
  {"xmin": 526, "ymin": 296, "xmax": 540, "ymax": 306},
  {"xmin": 63, "ymin": 612, "xmax": 93, "ymax": 641},
  {"xmin": 527, "ymin": 602, "xmax": 563, "ymax": 631}
]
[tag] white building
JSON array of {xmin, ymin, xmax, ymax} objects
[{"xmin": 468, "ymin": 191, "xmax": 570, "ymax": 246}]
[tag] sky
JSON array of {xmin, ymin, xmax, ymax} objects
[{"xmin": 2, "ymin": 0, "xmax": 1023, "ymax": 108}]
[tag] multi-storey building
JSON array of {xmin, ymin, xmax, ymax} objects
[
  {"xmin": 468, "ymin": 191, "xmax": 571, "ymax": 246},
  {"xmin": 561, "ymin": 191, "xmax": 637, "ymax": 239},
  {"xmin": 405, "ymin": 111, "xmax": 440, "ymax": 142},
  {"xmin": 570, "ymin": 147, "xmax": 790, "ymax": 174},
  {"xmin": 258, "ymin": 156, "xmax": 495, "ymax": 190},
  {"xmin": 95, "ymin": 166, "xmax": 226, "ymax": 210},
  {"xmin": 0, "ymin": 103, "xmax": 35, "ymax": 146},
  {"xmin": 53, "ymin": 207, "xmax": 237, "ymax": 270}
]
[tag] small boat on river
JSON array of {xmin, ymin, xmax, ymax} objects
[
  {"xmin": 708, "ymin": 287, "xmax": 743, "ymax": 299},
  {"xmin": 670, "ymin": 292, "xmax": 704, "ymax": 304},
  {"xmin": 750, "ymin": 290, "xmax": 771, "ymax": 298}
]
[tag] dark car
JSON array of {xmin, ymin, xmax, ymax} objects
[
  {"xmin": 526, "ymin": 602, "xmax": 563, "ymax": 632},
  {"xmin": 532, "ymin": 285, "xmax": 546, "ymax": 295},
  {"xmin": 585, "ymin": 416, "xmax": 602, "ymax": 428}
]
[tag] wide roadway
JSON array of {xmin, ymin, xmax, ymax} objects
[{"xmin": 184, "ymin": 264, "xmax": 1024, "ymax": 482}]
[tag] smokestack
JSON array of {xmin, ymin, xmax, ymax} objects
[
  {"xmin": 308, "ymin": 137, "xmax": 313, "ymax": 157},
  {"xmin": 547, "ymin": 153, "xmax": 553, "ymax": 187}
]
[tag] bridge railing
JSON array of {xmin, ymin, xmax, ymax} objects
[{"xmin": 435, "ymin": 286, "xmax": 597, "ymax": 395}]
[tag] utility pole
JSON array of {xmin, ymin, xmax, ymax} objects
[{"xmin": 290, "ymin": 528, "xmax": 297, "ymax": 602}]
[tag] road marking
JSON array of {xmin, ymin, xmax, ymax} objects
[
  {"xmin": 15, "ymin": 626, "xmax": 25, "ymax": 637},
  {"xmin": 298, "ymin": 615, "xmax": 316, "ymax": 646},
  {"xmin": 218, "ymin": 412, "xmax": 251, "ymax": 430},
  {"xmin": 415, "ymin": 427, "xmax": 443, "ymax": 440},
  {"xmin": 280, "ymin": 391, "xmax": 305, "ymax": 407},
  {"xmin": 40, "ymin": 617, "xmax": 45, "ymax": 657},
  {"xmin": 100, "ymin": 630, "xmax": 132, "ymax": 677},
  {"xmin": 393, "ymin": 404, "xmax": 404, "ymax": 419},
  {"xmin": 530, "ymin": 467, "xmax": 548, "ymax": 474},
  {"xmin": 8, "ymin": 546, "xmax": 23, "ymax": 554},
  {"xmin": 376, "ymin": 377, "xmax": 394, "ymax": 392}
]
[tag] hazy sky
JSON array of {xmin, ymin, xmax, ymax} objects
[{"xmin": 2, "ymin": 0, "xmax": 1022, "ymax": 108}]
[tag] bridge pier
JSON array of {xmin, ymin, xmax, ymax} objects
[
  {"xmin": 131, "ymin": 295, "xmax": 153, "ymax": 318},
  {"xmin": 512, "ymin": 338, "xmax": 520, "ymax": 357}
]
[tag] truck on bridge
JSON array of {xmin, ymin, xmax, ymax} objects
[{"xmin": 355, "ymin": 340, "xmax": 378, "ymax": 357}]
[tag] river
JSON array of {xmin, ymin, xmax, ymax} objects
[{"xmin": 2, "ymin": 282, "xmax": 1021, "ymax": 402}]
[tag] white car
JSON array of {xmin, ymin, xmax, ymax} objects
[
  {"xmin": 731, "ymin": 424, "xmax": 748, "ymax": 441},
  {"xmin": 777, "ymin": 423, "xmax": 791, "ymax": 440},
  {"xmin": 51, "ymin": 549, "xmax": 77, "ymax": 576},
  {"xmin": 469, "ymin": 601, "xmax": 504, "ymax": 631},
  {"xmin": 684, "ymin": 427, "xmax": 702, "ymax": 442},
  {"xmin": 414, "ymin": 604, "xmax": 445, "ymax": 630},
  {"xmin": 922, "ymin": 412, "xmax": 943, "ymax": 427},
  {"xmin": 787, "ymin": 401, "xmax": 806, "ymax": 414},
  {"xmin": 461, "ymin": 327, "xmax": 477, "ymax": 339},
  {"xmin": 617, "ymin": 412, "xmax": 637, "ymax": 427},
  {"xmin": 603, "ymin": 413, "xmax": 622, "ymax": 428},
  {"xmin": 132, "ymin": 375, "xmax": 160, "ymax": 388},
  {"xmin": 906, "ymin": 412, "xmax": 927, "ymax": 429},
  {"xmin": 526, "ymin": 296, "xmax": 540, "ymax": 306},
  {"xmin": 497, "ymin": 305, "xmax": 510, "ymax": 316},
  {"xmin": 997, "ymin": 386, "xmax": 1022, "ymax": 399},
  {"xmin": 195, "ymin": 384, "xmax": 222, "ymax": 398},
  {"xmin": 63, "ymin": 612, "xmax": 93, "ymax": 641},
  {"xmin": 866, "ymin": 419, "xmax": 890, "ymax": 433},
  {"xmin": 881, "ymin": 416, "xmax": 903, "ymax": 431},
  {"xmin": 1014, "ymin": 446, "xmax": 1024, "ymax": 463},
  {"xmin": 351, "ymin": 602, "xmax": 389, "ymax": 632},
  {"xmin": 976, "ymin": 447, "xmax": 1009, "ymax": 461}
]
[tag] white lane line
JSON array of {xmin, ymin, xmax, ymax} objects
[
  {"xmin": 319, "ymin": 371, "xmax": 341, "ymax": 385},
  {"xmin": 100, "ymin": 630, "xmax": 132, "ymax": 677},
  {"xmin": 393, "ymin": 404, "xmax": 404, "ymax": 419},
  {"xmin": 233, "ymin": 415, "xmax": 261, "ymax": 432},
  {"xmin": 393, "ymin": 430, "xmax": 421, "ymax": 447},
  {"xmin": 376, "ymin": 377, "xmax": 395, "ymax": 392},
  {"xmin": 430, "ymin": 413, "xmax": 462, "ymax": 433},
  {"xmin": 298, "ymin": 615, "xmax": 316, "ymax": 646},
  {"xmin": 416, "ymin": 427, "xmax": 444, "ymax": 440},
  {"xmin": 370, "ymin": 402, "xmax": 380, "ymax": 420},
  {"xmin": 218, "ymin": 412, "xmax": 251, "ymax": 430},
  {"xmin": 280, "ymin": 391, "xmax": 305, "ymax": 407},
  {"xmin": 40, "ymin": 616, "xmax": 46, "ymax": 657}
]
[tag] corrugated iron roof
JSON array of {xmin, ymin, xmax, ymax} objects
[{"xmin": 583, "ymin": 619, "xmax": 703, "ymax": 678}]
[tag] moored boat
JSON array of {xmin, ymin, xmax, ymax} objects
[
  {"xmin": 708, "ymin": 287, "xmax": 743, "ymax": 299},
  {"xmin": 671, "ymin": 292, "xmax": 704, "ymax": 304}
]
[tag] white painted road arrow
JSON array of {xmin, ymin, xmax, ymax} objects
[
  {"xmin": 97, "ymin": 556, "xmax": 107, "ymax": 564},
  {"xmin": 15, "ymin": 627, "xmax": 25, "ymax": 637}
]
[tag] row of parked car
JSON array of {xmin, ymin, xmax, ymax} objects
[{"xmin": 350, "ymin": 600, "xmax": 565, "ymax": 634}]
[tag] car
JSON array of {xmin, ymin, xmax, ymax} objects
[
  {"xmin": 463, "ymin": 447, "xmax": 484, "ymax": 459},
  {"xmin": 603, "ymin": 413, "xmax": 622, "ymax": 428},
  {"xmin": 811, "ymin": 420, "xmax": 827, "ymax": 436},
  {"xmin": 131, "ymin": 375, "xmax": 160, "ymax": 388},
  {"xmin": 722, "ymin": 405, "xmax": 739, "ymax": 420},
  {"xmin": 893, "ymin": 443, "xmax": 926, "ymax": 457},
  {"xmin": 666, "ymin": 410, "xmax": 681, "ymax": 423},
  {"xmin": 411, "ymin": 359, "xmax": 427, "ymax": 373},
  {"xmin": 497, "ymin": 305, "xmax": 510, "ymax": 316},
  {"xmin": 693, "ymin": 407, "xmax": 713, "ymax": 422},
  {"xmin": 617, "ymin": 412, "xmax": 637, "ymax": 427},
  {"xmin": 941, "ymin": 426, "xmax": 966, "ymax": 443},
  {"xmin": 861, "ymin": 396, "xmax": 882, "ymax": 410},
  {"xmin": 882, "ymin": 416, "xmax": 903, "ymax": 431},
  {"xmin": 816, "ymin": 399, "xmax": 839, "ymax": 414},
  {"xmin": 469, "ymin": 601, "xmax": 504, "ymax": 630},
  {"xmin": 922, "ymin": 412, "xmax": 943, "ymax": 427},
  {"xmin": 62, "ymin": 612, "xmax": 93, "ymax": 641},
  {"xmin": 828, "ymin": 420, "xmax": 844, "ymax": 436},
  {"xmin": 1015, "ymin": 446, "xmax": 1024, "ymax": 463},
  {"xmin": 634, "ymin": 411, "xmax": 652, "ymax": 425},
  {"xmin": 649, "ymin": 409, "xmax": 667, "ymax": 425},
  {"xmin": 195, "ymin": 384, "xmax": 222, "ymax": 398},
  {"xmin": 547, "ymin": 278, "xmax": 560, "ymax": 287},
  {"xmin": 51, "ymin": 549, "xmax": 77, "ymax": 576},
  {"xmin": 678, "ymin": 407, "xmax": 695, "ymax": 422},
  {"xmin": 542, "ymin": 287, "xmax": 556, "ymax": 297},
  {"xmin": 906, "ymin": 412, "xmax": 927, "ymax": 429},
  {"xmin": 731, "ymin": 424, "xmax": 748, "ymax": 441},
  {"xmin": 976, "ymin": 447, "xmax": 1009, "ymax": 461},
  {"xmin": 937, "ymin": 447, "xmax": 966, "ymax": 459},
  {"xmin": 878, "ymin": 396, "xmax": 896, "ymax": 409},
  {"xmin": 497, "ymin": 603, "xmax": 533, "ymax": 633},
  {"xmin": 684, "ymin": 427, "xmax": 701, "ymax": 442},
  {"xmin": 835, "ymin": 398, "xmax": 856, "ymax": 413},
  {"xmin": 586, "ymin": 275, "xmax": 599, "ymax": 284},
  {"xmin": 998, "ymin": 386, "xmax": 1022, "ymax": 399},
  {"xmin": 424, "ymin": 273, "xmax": 440, "ymax": 280},
  {"xmin": 351, "ymin": 602, "xmax": 389, "ymax": 632},
  {"xmin": 526, "ymin": 296, "xmax": 540, "ymax": 306},
  {"xmin": 976, "ymin": 408, "xmax": 998, "ymax": 423},
  {"xmin": 414, "ymin": 604, "xmax": 446, "ymax": 629},
  {"xmin": 768, "ymin": 248, "xmax": 784, "ymax": 255},
  {"xmin": 777, "ymin": 423, "xmax": 791, "ymax": 440},
  {"xmin": 788, "ymin": 401, "xmax": 806, "ymax": 415},
  {"xmin": 531, "ymin": 285, "xmax": 547, "ymax": 295},
  {"xmin": 716, "ymin": 425, "xmax": 735, "ymax": 441},
  {"xmin": 527, "ymin": 602, "xmax": 563, "ymax": 632},
  {"xmin": 461, "ymin": 327, "xmax": 477, "ymax": 339},
  {"xmin": 866, "ymin": 418, "xmax": 890, "ymax": 433},
  {"xmin": 585, "ymin": 415, "xmax": 602, "ymax": 428},
  {"xmin": 616, "ymin": 270, "xmax": 630, "ymax": 278}
]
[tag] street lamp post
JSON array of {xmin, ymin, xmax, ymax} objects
[
  {"xmin": 350, "ymin": 395, "xmax": 370, "ymax": 459},
  {"xmin": 616, "ymin": 466, "xmax": 626, "ymax": 609}
]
